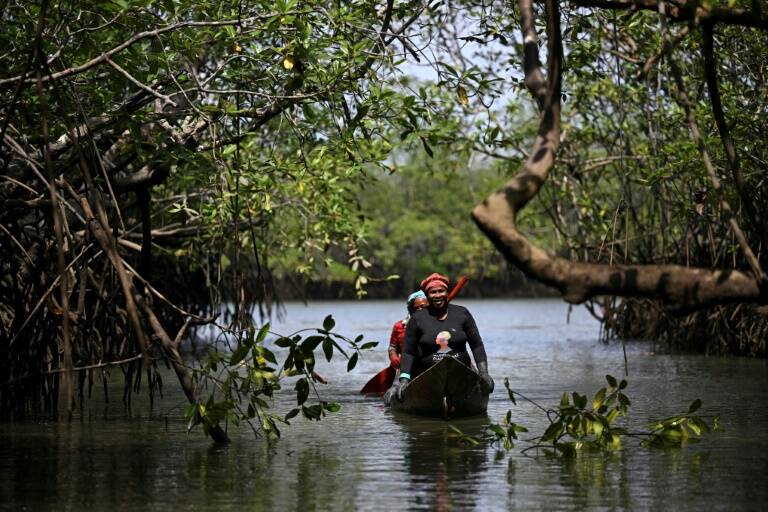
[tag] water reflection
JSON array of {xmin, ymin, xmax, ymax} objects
[
  {"xmin": 394, "ymin": 413, "xmax": 488, "ymax": 511},
  {"xmin": 553, "ymin": 452, "xmax": 631, "ymax": 510},
  {"xmin": 2, "ymin": 299, "xmax": 768, "ymax": 511}
]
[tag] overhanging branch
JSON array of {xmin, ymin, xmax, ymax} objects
[
  {"xmin": 572, "ymin": 0, "xmax": 768, "ymax": 29},
  {"xmin": 471, "ymin": 0, "xmax": 767, "ymax": 312}
]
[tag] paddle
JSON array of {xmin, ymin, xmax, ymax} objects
[
  {"xmin": 360, "ymin": 276, "xmax": 469, "ymax": 394},
  {"xmin": 446, "ymin": 276, "xmax": 468, "ymax": 303}
]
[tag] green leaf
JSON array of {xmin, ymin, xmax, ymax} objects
[
  {"xmin": 301, "ymin": 335, "xmax": 324, "ymax": 353},
  {"xmin": 592, "ymin": 387, "xmax": 607, "ymax": 411},
  {"xmin": 295, "ymin": 377, "xmax": 310, "ymax": 405},
  {"xmin": 230, "ymin": 344, "xmax": 249, "ymax": 366},
  {"xmin": 560, "ymin": 392, "xmax": 570, "ymax": 407},
  {"xmin": 257, "ymin": 346, "xmax": 277, "ymax": 365},
  {"xmin": 504, "ymin": 378, "xmax": 516, "ymax": 405},
  {"xmin": 489, "ymin": 424, "xmax": 506, "ymax": 437},
  {"xmin": 606, "ymin": 375, "xmax": 618, "ymax": 388},
  {"xmin": 302, "ymin": 404, "xmax": 323, "ymax": 420},
  {"xmin": 688, "ymin": 399, "xmax": 702, "ymax": 414},
  {"xmin": 542, "ymin": 421, "xmax": 563, "ymax": 442},
  {"xmin": 689, "ymin": 416, "xmax": 710, "ymax": 434},
  {"xmin": 293, "ymin": 348, "xmax": 305, "ymax": 372},
  {"xmin": 285, "ymin": 408, "xmax": 300, "ymax": 421},
  {"xmin": 275, "ymin": 337, "xmax": 293, "ymax": 348},
  {"xmin": 256, "ymin": 323, "xmax": 270, "ymax": 343},
  {"xmin": 346, "ymin": 352, "xmax": 359, "ymax": 371},
  {"xmin": 421, "ymin": 137, "xmax": 434, "ymax": 158},
  {"xmin": 323, "ymin": 402, "xmax": 341, "ymax": 412},
  {"xmin": 360, "ymin": 341, "xmax": 379, "ymax": 350},
  {"xmin": 323, "ymin": 314, "xmax": 335, "ymax": 331},
  {"xmin": 322, "ymin": 337, "xmax": 333, "ymax": 362}
]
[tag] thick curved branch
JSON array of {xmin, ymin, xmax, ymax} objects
[
  {"xmin": 572, "ymin": 0, "xmax": 768, "ymax": 29},
  {"xmin": 471, "ymin": 0, "xmax": 767, "ymax": 312},
  {"xmin": 520, "ymin": 0, "xmax": 548, "ymax": 108}
]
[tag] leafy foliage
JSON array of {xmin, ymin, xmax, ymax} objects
[
  {"xmin": 185, "ymin": 315, "xmax": 376, "ymax": 439},
  {"xmin": 452, "ymin": 375, "xmax": 720, "ymax": 457}
]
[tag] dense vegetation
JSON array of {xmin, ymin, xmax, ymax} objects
[{"xmin": 1, "ymin": 0, "xmax": 767, "ymax": 436}]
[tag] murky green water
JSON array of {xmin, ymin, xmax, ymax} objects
[{"xmin": 2, "ymin": 299, "xmax": 767, "ymax": 511}]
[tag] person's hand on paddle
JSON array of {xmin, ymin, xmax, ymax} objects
[
  {"xmin": 388, "ymin": 351, "xmax": 401, "ymax": 369},
  {"xmin": 478, "ymin": 362, "xmax": 494, "ymax": 393}
]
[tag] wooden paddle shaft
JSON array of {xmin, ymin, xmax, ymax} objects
[{"xmin": 447, "ymin": 276, "xmax": 468, "ymax": 302}]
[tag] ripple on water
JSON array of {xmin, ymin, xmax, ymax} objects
[{"xmin": 2, "ymin": 299, "xmax": 767, "ymax": 511}]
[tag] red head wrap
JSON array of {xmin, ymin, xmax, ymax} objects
[{"xmin": 420, "ymin": 273, "xmax": 450, "ymax": 293}]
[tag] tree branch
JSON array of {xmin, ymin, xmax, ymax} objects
[
  {"xmin": 701, "ymin": 21, "xmax": 767, "ymax": 251},
  {"xmin": 471, "ymin": 0, "xmax": 767, "ymax": 312},
  {"xmin": 667, "ymin": 56, "xmax": 765, "ymax": 283},
  {"xmin": 572, "ymin": 0, "xmax": 768, "ymax": 29},
  {"xmin": 0, "ymin": 15, "xmax": 300, "ymax": 88}
]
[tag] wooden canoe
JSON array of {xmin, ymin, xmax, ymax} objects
[{"xmin": 388, "ymin": 356, "xmax": 489, "ymax": 419}]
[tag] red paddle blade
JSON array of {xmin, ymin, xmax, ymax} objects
[
  {"xmin": 447, "ymin": 276, "xmax": 468, "ymax": 303},
  {"xmin": 360, "ymin": 366, "xmax": 396, "ymax": 394}
]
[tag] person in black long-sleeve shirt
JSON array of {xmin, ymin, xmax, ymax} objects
[{"xmin": 389, "ymin": 273, "xmax": 493, "ymax": 403}]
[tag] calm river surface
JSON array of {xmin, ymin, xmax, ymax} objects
[{"xmin": 2, "ymin": 299, "xmax": 768, "ymax": 511}]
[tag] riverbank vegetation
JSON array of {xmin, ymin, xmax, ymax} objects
[{"xmin": 1, "ymin": 0, "xmax": 767, "ymax": 435}]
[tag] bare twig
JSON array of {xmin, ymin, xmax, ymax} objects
[{"xmin": 105, "ymin": 56, "xmax": 177, "ymax": 107}]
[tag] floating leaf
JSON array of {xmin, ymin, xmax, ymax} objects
[
  {"xmin": 688, "ymin": 398, "xmax": 702, "ymax": 414},
  {"xmin": 324, "ymin": 402, "xmax": 341, "ymax": 412}
]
